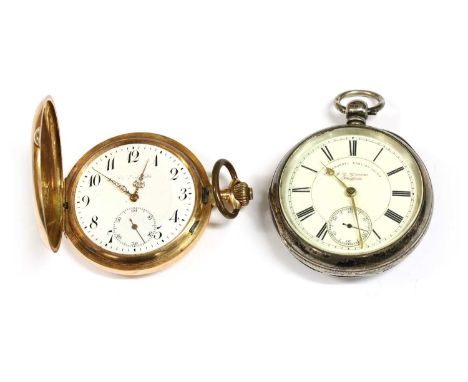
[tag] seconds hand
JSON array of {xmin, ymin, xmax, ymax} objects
[
  {"xmin": 129, "ymin": 218, "xmax": 145, "ymax": 243},
  {"xmin": 342, "ymin": 223, "xmax": 369, "ymax": 233}
]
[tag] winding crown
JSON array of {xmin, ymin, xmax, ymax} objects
[{"xmin": 233, "ymin": 181, "xmax": 253, "ymax": 206}]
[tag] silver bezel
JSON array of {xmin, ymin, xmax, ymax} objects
[{"xmin": 269, "ymin": 125, "xmax": 433, "ymax": 277}]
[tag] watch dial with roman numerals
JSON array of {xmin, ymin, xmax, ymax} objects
[
  {"xmin": 73, "ymin": 143, "xmax": 196, "ymax": 255},
  {"xmin": 279, "ymin": 127, "xmax": 423, "ymax": 255}
]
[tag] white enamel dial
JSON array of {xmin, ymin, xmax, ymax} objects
[
  {"xmin": 279, "ymin": 127, "xmax": 423, "ymax": 255},
  {"xmin": 73, "ymin": 143, "xmax": 196, "ymax": 255}
]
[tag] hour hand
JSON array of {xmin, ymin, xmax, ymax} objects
[
  {"xmin": 322, "ymin": 162, "xmax": 349, "ymax": 189},
  {"xmin": 92, "ymin": 168, "xmax": 131, "ymax": 197}
]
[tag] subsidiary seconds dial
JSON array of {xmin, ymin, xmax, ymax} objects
[
  {"xmin": 113, "ymin": 207, "xmax": 159, "ymax": 249},
  {"xmin": 328, "ymin": 206, "xmax": 372, "ymax": 248}
]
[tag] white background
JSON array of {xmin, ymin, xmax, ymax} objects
[{"xmin": 0, "ymin": 1, "xmax": 464, "ymax": 381}]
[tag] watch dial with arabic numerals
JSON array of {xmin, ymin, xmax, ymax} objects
[
  {"xmin": 279, "ymin": 127, "xmax": 424, "ymax": 255},
  {"xmin": 74, "ymin": 143, "xmax": 196, "ymax": 255}
]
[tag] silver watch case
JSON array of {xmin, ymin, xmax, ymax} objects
[{"xmin": 269, "ymin": 124, "xmax": 433, "ymax": 277}]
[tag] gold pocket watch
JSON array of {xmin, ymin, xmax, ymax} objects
[
  {"xmin": 32, "ymin": 96, "xmax": 252, "ymax": 275},
  {"xmin": 269, "ymin": 90, "xmax": 433, "ymax": 276}
]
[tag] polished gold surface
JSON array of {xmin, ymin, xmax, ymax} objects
[
  {"xmin": 32, "ymin": 97, "xmax": 252, "ymax": 275},
  {"xmin": 32, "ymin": 96, "xmax": 64, "ymax": 252},
  {"xmin": 64, "ymin": 133, "xmax": 212, "ymax": 275},
  {"xmin": 212, "ymin": 159, "xmax": 253, "ymax": 219},
  {"xmin": 233, "ymin": 181, "xmax": 253, "ymax": 207}
]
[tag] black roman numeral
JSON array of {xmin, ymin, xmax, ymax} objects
[
  {"xmin": 296, "ymin": 206, "xmax": 315, "ymax": 221},
  {"xmin": 372, "ymin": 229, "xmax": 381, "ymax": 240},
  {"xmin": 321, "ymin": 146, "xmax": 334, "ymax": 161},
  {"xmin": 316, "ymin": 223, "xmax": 328, "ymax": 240},
  {"xmin": 392, "ymin": 190, "xmax": 411, "ymax": 197},
  {"xmin": 384, "ymin": 209, "xmax": 403, "ymax": 224},
  {"xmin": 387, "ymin": 166, "xmax": 404, "ymax": 176},
  {"xmin": 301, "ymin": 165, "xmax": 317, "ymax": 173},
  {"xmin": 373, "ymin": 147, "xmax": 383, "ymax": 162},
  {"xmin": 292, "ymin": 187, "xmax": 311, "ymax": 193},
  {"xmin": 349, "ymin": 139, "xmax": 357, "ymax": 156}
]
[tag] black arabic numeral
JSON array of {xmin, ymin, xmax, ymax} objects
[
  {"xmin": 89, "ymin": 174, "xmax": 101, "ymax": 187},
  {"xmin": 170, "ymin": 168, "xmax": 179, "ymax": 180},
  {"xmin": 107, "ymin": 229, "xmax": 113, "ymax": 244},
  {"xmin": 128, "ymin": 150, "xmax": 140, "ymax": 163},
  {"xmin": 81, "ymin": 195, "xmax": 90, "ymax": 207},
  {"xmin": 90, "ymin": 216, "xmax": 99, "ymax": 229},
  {"xmin": 106, "ymin": 157, "xmax": 115, "ymax": 171},
  {"xmin": 170, "ymin": 209, "xmax": 179, "ymax": 223},
  {"xmin": 179, "ymin": 188, "xmax": 188, "ymax": 201},
  {"xmin": 150, "ymin": 231, "xmax": 163, "ymax": 240}
]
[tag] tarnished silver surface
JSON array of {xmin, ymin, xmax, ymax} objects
[
  {"xmin": 334, "ymin": 90, "xmax": 385, "ymax": 116},
  {"xmin": 269, "ymin": 92, "xmax": 433, "ymax": 277}
]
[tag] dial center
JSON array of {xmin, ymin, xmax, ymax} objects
[{"xmin": 311, "ymin": 157, "xmax": 390, "ymax": 222}]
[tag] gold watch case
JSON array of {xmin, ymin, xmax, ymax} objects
[{"xmin": 32, "ymin": 96, "xmax": 253, "ymax": 275}]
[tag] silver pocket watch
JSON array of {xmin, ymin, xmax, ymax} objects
[{"xmin": 269, "ymin": 90, "xmax": 433, "ymax": 276}]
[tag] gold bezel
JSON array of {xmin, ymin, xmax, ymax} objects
[
  {"xmin": 32, "ymin": 96, "xmax": 64, "ymax": 252},
  {"xmin": 64, "ymin": 133, "xmax": 212, "ymax": 275}
]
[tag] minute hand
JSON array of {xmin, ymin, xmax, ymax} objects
[
  {"xmin": 92, "ymin": 168, "xmax": 132, "ymax": 197},
  {"xmin": 323, "ymin": 164, "xmax": 364, "ymax": 248},
  {"xmin": 350, "ymin": 196, "xmax": 364, "ymax": 248}
]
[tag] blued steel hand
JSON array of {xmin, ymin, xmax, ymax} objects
[{"xmin": 92, "ymin": 168, "xmax": 131, "ymax": 197}]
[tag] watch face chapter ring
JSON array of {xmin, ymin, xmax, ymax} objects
[{"xmin": 64, "ymin": 132, "xmax": 212, "ymax": 275}]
